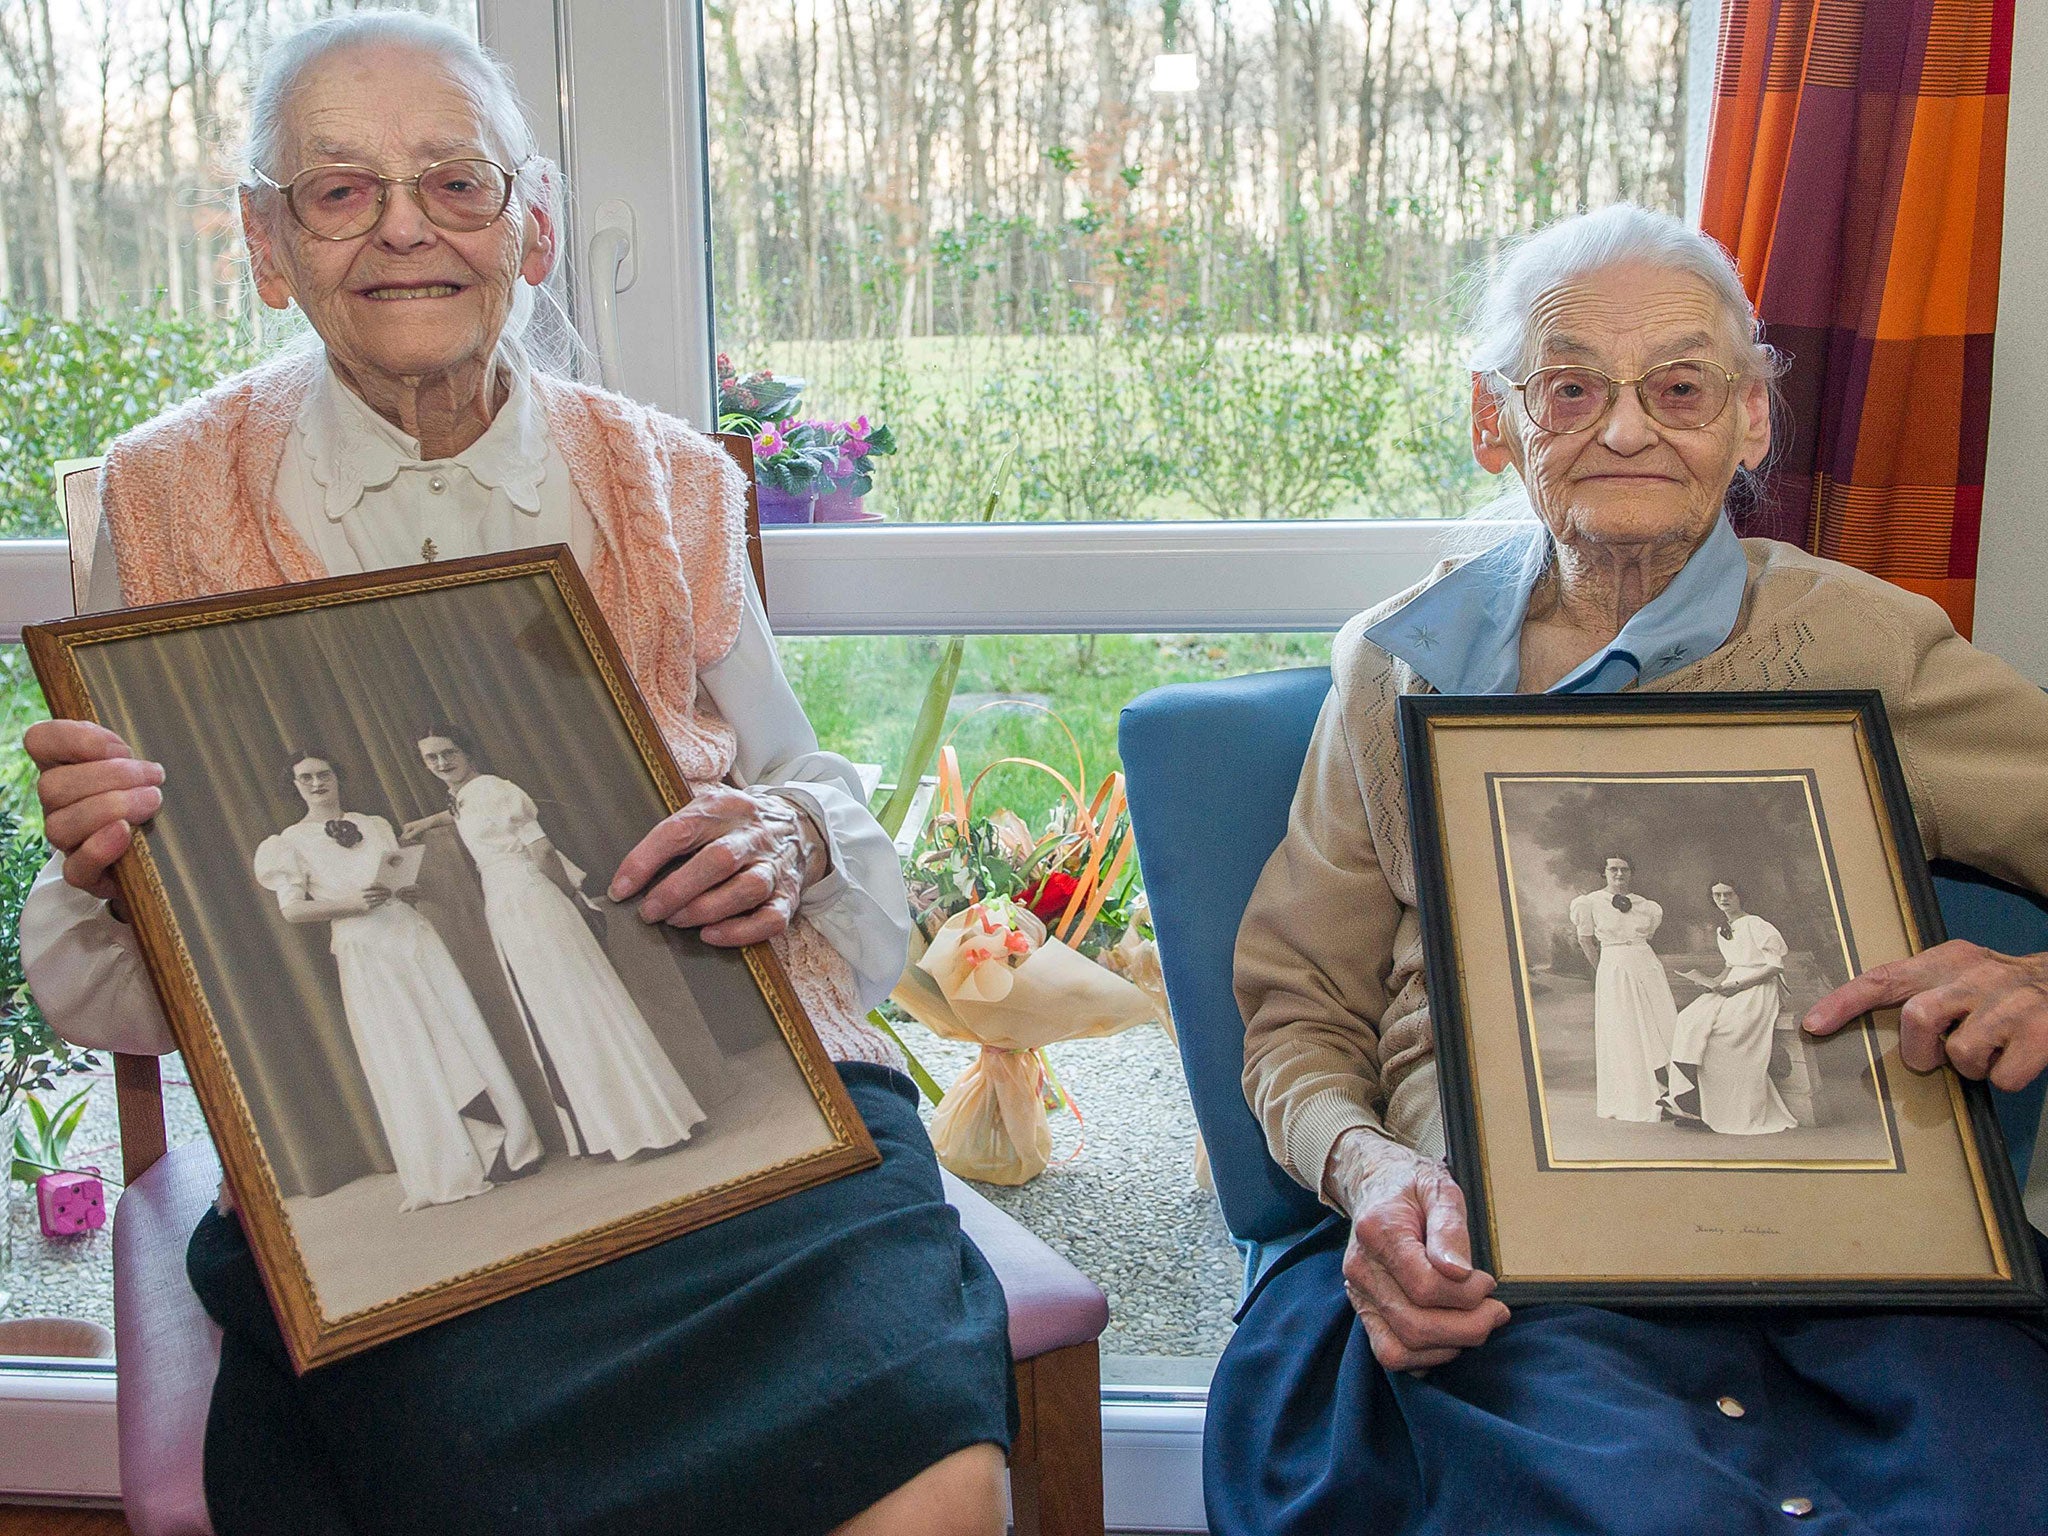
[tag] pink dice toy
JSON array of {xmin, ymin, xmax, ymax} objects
[{"xmin": 35, "ymin": 1169, "xmax": 107, "ymax": 1237}]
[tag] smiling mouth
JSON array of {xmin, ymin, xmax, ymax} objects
[{"xmin": 359, "ymin": 284, "xmax": 465, "ymax": 301}]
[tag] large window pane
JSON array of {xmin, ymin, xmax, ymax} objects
[
  {"xmin": 710, "ymin": 0, "xmax": 1692, "ymax": 524},
  {"xmin": 780, "ymin": 629, "xmax": 1330, "ymax": 1384}
]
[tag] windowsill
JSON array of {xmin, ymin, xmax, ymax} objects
[
  {"xmin": 761, "ymin": 518, "xmax": 1492, "ymax": 635},
  {"xmin": 0, "ymin": 521, "xmax": 1497, "ymax": 642}
]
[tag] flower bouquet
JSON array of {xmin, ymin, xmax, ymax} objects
[{"xmin": 891, "ymin": 712, "xmax": 1171, "ymax": 1185}]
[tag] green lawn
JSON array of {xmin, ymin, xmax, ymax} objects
[{"xmin": 779, "ymin": 630, "xmax": 1332, "ymax": 831}]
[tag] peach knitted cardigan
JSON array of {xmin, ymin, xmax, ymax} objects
[{"xmin": 99, "ymin": 351, "xmax": 897, "ymax": 1067}]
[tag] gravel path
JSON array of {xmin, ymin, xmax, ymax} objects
[
  {"xmin": 901, "ymin": 1017, "xmax": 1240, "ymax": 1380},
  {"xmin": 2, "ymin": 1055, "xmax": 209, "ymax": 1342}
]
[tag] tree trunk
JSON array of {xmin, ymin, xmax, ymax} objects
[{"xmin": 31, "ymin": 0, "xmax": 79, "ymax": 319}]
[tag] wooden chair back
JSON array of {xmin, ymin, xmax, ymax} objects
[
  {"xmin": 59, "ymin": 460, "xmax": 106, "ymax": 615},
  {"xmin": 62, "ymin": 433, "xmax": 766, "ymax": 1186}
]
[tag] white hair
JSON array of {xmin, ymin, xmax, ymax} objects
[
  {"xmin": 237, "ymin": 11, "xmax": 589, "ymax": 381},
  {"xmin": 1451, "ymin": 203, "xmax": 1785, "ymax": 548}
]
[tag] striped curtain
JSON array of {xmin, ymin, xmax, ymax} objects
[{"xmin": 1700, "ymin": 0, "xmax": 2016, "ymax": 637}]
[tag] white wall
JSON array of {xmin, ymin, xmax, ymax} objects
[{"xmin": 1974, "ymin": 9, "xmax": 2048, "ymax": 680}]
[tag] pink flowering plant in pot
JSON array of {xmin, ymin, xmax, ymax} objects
[
  {"xmin": 819, "ymin": 417, "xmax": 901, "ymax": 495},
  {"xmin": 715, "ymin": 353, "xmax": 805, "ymax": 434},
  {"xmin": 750, "ymin": 421, "xmax": 842, "ymax": 523}
]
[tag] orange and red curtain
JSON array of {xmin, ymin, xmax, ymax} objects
[{"xmin": 1700, "ymin": 0, "xmax": 2016, "ymax": 637}]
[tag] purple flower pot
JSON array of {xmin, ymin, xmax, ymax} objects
[
  {"xmin": 813, "ymin": 487, "xmax": 884, "ymax": 523},
  {"xmin": 755, "ymin": 484, "xmax": 817, "ymax": 525}
]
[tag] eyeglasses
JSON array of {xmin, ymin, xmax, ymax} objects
[
  {"xmin": 1498, "ymin": 358, "xmax": 1741, "ymax": 436},
  {"xmin": 252, "ymin": 156, "xmax": 528, "ymax": 241}
]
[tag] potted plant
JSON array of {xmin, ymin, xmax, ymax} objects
[
  {"xmin": 813, "ymin": 417, "xmax": 898, "ymax": 523},
  {"xmin": 715, "ymin": 353, "xmax": 805, "ymax": 434},
  {"xmin": 0, "ymin": 806, "xmax": 98, "ymax": 1308},
  {"xmin": 750, "ymin": 421, "xmax": 841, "ymax": 524}
]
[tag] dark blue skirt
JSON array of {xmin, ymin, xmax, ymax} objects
[
  {"xmin": 189, "ymin": 1063, "xmax": 1016, "ymax": 1536},
  {"xmin": 1206, "ymin": 1216, "xmax": 2048, "ymax": 1536}
]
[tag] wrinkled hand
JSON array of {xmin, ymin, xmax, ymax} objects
[
  {"xmin": 1328, "ymin": 1128, "xmax": 1510, "ymax": 1373},
  {"xmin": 607, "ymin": 785, "xmax": 828, "ymax": 946},
  {"xmin": 27, "ymin": 720, "xmax": 165, "ymax": 905},
  {"xmin": 1805, "ymin": 940, "xmax": 2048, "ymax": 1091}
]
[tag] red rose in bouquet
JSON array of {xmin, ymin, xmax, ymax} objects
[{"xmin": 1019, "ymin": 870, "xmax": 1080, "ymax": 924}]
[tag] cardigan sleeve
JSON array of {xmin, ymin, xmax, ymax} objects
[
  {"xmin": 1234, "ymin": 687, "xmax": 1409, "ymax": 1199},
  {"xmin": 1878, "ymin": 592, "xmax": 2048, "ymax": 898}
]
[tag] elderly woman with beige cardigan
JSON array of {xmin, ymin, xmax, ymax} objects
[
  {"xmin": 18, "ymin": 14, "xmax": 1010, "ymax": 1536},
  {"xmin": 1209, "ymin": 205, "xmax": 2048, "ymax": 1536}
]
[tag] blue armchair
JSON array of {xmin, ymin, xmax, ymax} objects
[{"xmin": 1119, "ymin": 667, "xmax": 2048, "ymax": 1289}]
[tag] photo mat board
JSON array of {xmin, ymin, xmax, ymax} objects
[
  {"xmin": 1401, "ymin": 691, "xmax": 2043, "ymax": 1311},
  {"xmin": 28, "ymin": 548, "xmax": 879, "ymax": 1371}
]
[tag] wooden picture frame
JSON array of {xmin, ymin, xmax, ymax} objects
[
  {"xmin": 27, "ymin": 547, "xmax": 879, "ymax": 1371},
  {"xmin": 1399, "ymin": 690, "xmax": 2044, "ymax": 1311}
]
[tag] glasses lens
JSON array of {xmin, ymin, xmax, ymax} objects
[
  {"xmin": 290, "ymin": 167, "xmax": 383, "ymax": 238},
  {"xmin": 1640, "ymin": 361, "xmax": 1729, "ymax": 429},
  {"xmin": 419, "ymin": 160, "xmax": 511, "ymax": 231},
  {"xmin": 1526, "ymin": 368, "xmax": 1611, "ymax": 433}
]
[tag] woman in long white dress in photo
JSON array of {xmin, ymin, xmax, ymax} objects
[
  {"xmin": 1569, "ymin": 856, "xmax": 1680, "ymax": 1122},
  {"xmin": 254, "ymin": 751, "xmax": 545, "ymax": 1211},
  {"xmin": 404, "ymin": 730, "xmax": 706, "ymax": 1160},
  {"xmin": 1664, "ymin": 881, "xmax": 1798, "ymax": 1135}
]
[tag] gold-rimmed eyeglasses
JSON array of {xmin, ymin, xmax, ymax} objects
[
  {"xmin": 252, "ymin": 156, "xmax": 529, "ymax": 242},
  {"xmin": 1498, "ymin": 358, "xmax": 1742, "ymax": 436}
]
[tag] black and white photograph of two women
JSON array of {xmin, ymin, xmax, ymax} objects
[
  {"xmin": 1493, "ymin": 772, "xmax": 1902, "ymax": 1172},
  {"xmin": 67, "ymin": 564, "xmax": 843, "ymax": 1326}
]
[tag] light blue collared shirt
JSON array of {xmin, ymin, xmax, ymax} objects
[{"xmin": 1362, "ymin": 515, "xmax": 1749, "ymax": 695}]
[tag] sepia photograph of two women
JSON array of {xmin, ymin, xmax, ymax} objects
[
  {"xmin": 1493, "ymin": 771, "xmax": 1900, "ymax": 1171},
  {"xmin": 68, "ymin": 567, "xmax": 842, "ymax": 1322}
]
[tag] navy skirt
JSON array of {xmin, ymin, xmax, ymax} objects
[
  {"xmin": 1207, "ymin": 1216, "xmax": 2048, "ymax": 1535},
  {"xmin": 189, "ymin": 1063, "xmax": 1016, "ymax": 1536}
]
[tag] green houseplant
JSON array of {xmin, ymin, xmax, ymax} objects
[{"xmin": 0, "ymin": 805, "xmax": 98, "ymax": 1306}]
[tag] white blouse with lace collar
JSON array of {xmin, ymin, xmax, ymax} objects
[{"xmin": 37, "ymin": 362, "xmax": 910, "ymax": 1060}]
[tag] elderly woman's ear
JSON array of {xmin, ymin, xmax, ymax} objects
[
  {"xmin": 1735, "ymin": 373, "xmax": 1772, "ymax": 472},
  {"xmin": 517, "ymin": 183, "xmax": 557, "ymax": 286},
  {"xmin": 1470, "ymin": 373, "xmax": 1515, "ymax": 475},
  {"xmin": 240, "ymin": 187, "xmax": 297, "ymax": 312}
]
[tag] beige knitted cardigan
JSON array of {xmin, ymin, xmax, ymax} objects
[
  {"xmin": 99, "ymin": 351, "xmax": 897, "ymax": 1067},
  {"xmin": 1234, "ymin": 538, "xmax": 2048, "ymax": 1201}
]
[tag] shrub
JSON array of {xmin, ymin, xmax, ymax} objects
[
  {"xmin": 0, "ymin": 310, "xmax": 262, "ymax": 537},
  {"xmin": 1144, "ymin": 328, "xmax": 1404, "ymax": 520}
]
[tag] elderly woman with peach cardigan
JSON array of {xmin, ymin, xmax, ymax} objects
[{"xmin": 18, "ymin": 13, "xmax": 1010, "ymax": 1536}]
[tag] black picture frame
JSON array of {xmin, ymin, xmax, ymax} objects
[{"xmin": 1400, "ymin": 688, "xmax": 2044, "ymax": 1312}]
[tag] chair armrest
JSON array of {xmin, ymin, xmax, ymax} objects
[
  {"xmin": 943, "ymin": 1169, "xmax": 1109, "ymax": 1361},
  {"xmin": 114, "ymin": 1140, "xmax": 223, "ymax": 1536}
]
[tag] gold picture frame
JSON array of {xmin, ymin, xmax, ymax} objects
[
  {"xmin": 1400, "ymin": 690, "xmax": 2043, "ymax": 1310},
  {"xmin": 27, "ymin": 547, "xmax": 878, "ymax": 1371}
]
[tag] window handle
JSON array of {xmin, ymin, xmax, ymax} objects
[{"xmin": 588, "ymin": 198, "xmax": 637, "ymax": 392}]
